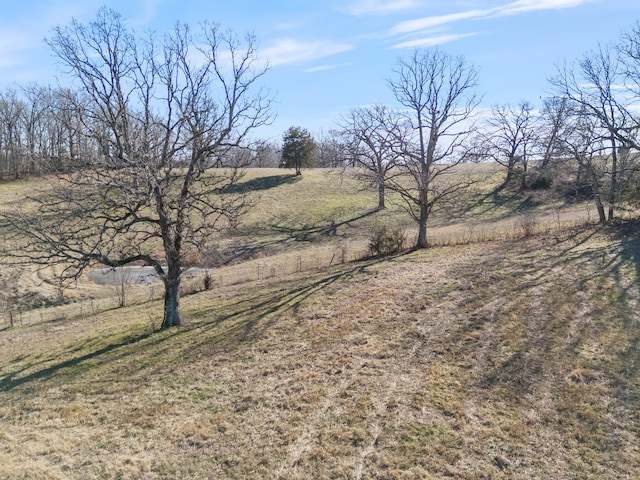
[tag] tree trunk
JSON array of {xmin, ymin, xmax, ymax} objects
[
  {"xmin": 590, "ymin": 170, "xmax": 607, "ymax": 225},
  {"xmin": 595, "ymin": 198, "xmax": 607, "ymax": 224},
  {"xmin": 416, "ymin": 201, "xmax": 428, "ymax": 248},
  {"xmin": 502, "ymin": 164, "xmax": 515, "ymax": 189},
  {"xmin": 416, "ymin": 114, "xmax": 430, "ymax": 249},
  {"xmin": 162, "ymin": 279, "xmax": 181, "ymax": 328},
  {"xmin": 608, "ymin": 137, "xmax": 618, "ymax": 222},
  {"xmin": 377, "ymin": 181, "xmax": 385, "ymax": 210}
]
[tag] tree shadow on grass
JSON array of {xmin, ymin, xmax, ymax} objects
[
  {"xmin": 207, "ymin": 208, "xmax": 379, "ymax": 267},
  {"xmin": 605, "ymin": 219, "xmax": 640, "ymax": 288},
  {"xmin": 592, "ymin": 220, "xmax": 640, "ymax": 404},
  {"xmin": 531, "ymin": 219, "xmax": 640, "ymax": 297},
  {"xmin": 269, "ymin": 209, "xmax": 378, "ymax": 243},
  {"xmin": 223, "ymin": 174, "xmax": 301, "ymax": 194},
  {"xmin": 182, "ymin": 258, "xmax": 387, "ymax": 356},
  {"xmin": 544, "ymin": 221, "xmax": 640, "ymax": 437},
  {"xmin": 0, "ymin": 257, "xmax": 387, "ymax": 392},
  {"xmin": 469, "ymin": 220, "xmax": 640, "ymax": 418},
  {"xmin": 0, "ymin": 329, "xmax": 159, "ymax": 392},
  {"xmin": 457, "ymin": 183, "xmax": 547, "ymax": 224}
]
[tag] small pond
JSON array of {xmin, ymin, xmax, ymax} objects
[{"xmin": 88, "ymin": 266, "xmax": 160, "ymax": 286}]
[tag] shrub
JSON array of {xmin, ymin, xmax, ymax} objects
[
  {"xmin": 528, "ymin": 173, "xmax": 553, "ymax": 190},
  {"xmin": 367, "ymin": 225, "xmax": 405, "ymax": 257}
]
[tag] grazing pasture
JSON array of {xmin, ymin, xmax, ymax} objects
[{"xmin": 0, "ymin": 168, "xmax": 638, "ymax": 479}]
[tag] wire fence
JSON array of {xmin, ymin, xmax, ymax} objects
[
  {"xmin": 0, "ymin": 242, "xmax": 368, "ymax": 329},
  {"xmin": 0, "ymin": 204, "xmax": 598, "ymax": 329}
]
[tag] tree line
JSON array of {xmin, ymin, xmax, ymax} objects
[{"xmin": 0, "ymin": 85, "xmax": 95, "ymax": 179}]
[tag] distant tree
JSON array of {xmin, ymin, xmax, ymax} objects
[
  {"xmin": 0, "ymin": 89, "xmax": 25, "ymax": 179},
  {"xmin": 19, "ymin": 84, "xmax": 51, "ymax": 175},
  {"xmin": 1, "ymin": 8, "xmax": 272, "ymax": 328},
  {"xmin": 315, "ymin": 129, "xmax": 348, "ymax": 168},
  {"xmin": 48, "ymin": 87, "xmax": 90, "ymax": 170},
  {"xmin": 538, "ymin": 96, "xmax": 572, "ymax": 170},
  {"xmin": 477, "ymin": 101, "xmax": 538, "ymax": 189},
  {"xmin": 252, "ymin": 141, "xmax": 280, "ymax": 168},
  {"xmin": 338, "ymin": 104, "xmax": 405, "ymax": 210},
  {"xmin": 387, "ymin": 48, "xmax": 480, "ymax": 248},
  {"xmin": 280, "ymin": 126, "xmax": 316, "ymax": 175}
]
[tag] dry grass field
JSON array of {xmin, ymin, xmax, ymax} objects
[{"xmin": 1, "ymin": 167, "xmax": 639, "ymax": 478}]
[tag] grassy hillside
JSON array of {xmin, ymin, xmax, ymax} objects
[
  {"xmin": 0, "ymin": 167, "xmax": 592, "ymax": 313},
  {"xmin": 1, "ymin": 168, "xmax": 639, "ymax": 478}
]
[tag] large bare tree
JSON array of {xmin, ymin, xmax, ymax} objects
[
  {"xmin": 338, "ymin": 104, "xmax": 405, "ymax": 210},
  {"xmin": 561, "ymin": 105, "xmax": 611, "ymax": 223},
  {"xmin": 1, "ymin": 8, "xmax": 272, "ymax": 328},
  {"xmin": 388, "ymin": 48, "xmax": 480, "ymax": 248},
  {"xmin": 618, "ymin": 21, "xmax": 640, "ymax": 147},
  {"xmin": 550, "ymin": 42, "xmax": 633, "ymax": 221}
]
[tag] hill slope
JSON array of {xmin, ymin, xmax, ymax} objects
[
  {"xmin": 0, "ymin": 166, "xmax": 594, "ymax": 316},
  {"xmin": 1, "ymin": 220, "xmax": 639, "ymax": 478}
]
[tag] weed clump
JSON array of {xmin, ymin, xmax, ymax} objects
[{"xmin": 517, "ymin": 212, "xmax": 539, "ymax": 238}]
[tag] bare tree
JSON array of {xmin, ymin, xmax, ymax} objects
[
  {"xmin": 1, "ymin": 8, "xmax": 272, "ymax": 328},
  {"xmin": 550, "ymin": 42, "xmax": 632, "ymax": 221},
  {"xmin": 338, "ymin": 104, "xmax": 404, "ymax": 210},
  {"xmin": 0, "ymin": 85, "xmax": 92, "ymax": 176},
  {"xmin": 19, "ymin": 84, "xmax": 45, "ymax": 175},
  {"xmin": 49, "ymin": 88, "xmax": 92, "ymax": 170},
  {"xmin": 477, "ymin": 100, "xmax": 538, "ymax": 188},
  {"xmin": 387, "ymin": 48, "xmax": 480, "ymax": 248},
  {"xmin": 315, "ymin": 129, "xmax": 348, "ymax": 168},
  {"xmin": 0, "ymin": 89, "xmax": 25, "ymax": 179},
  {"xmin": 538, "ymin": 96, "xmax": 572, "ymax": 170},
  {"xmin": 561, "ymin": 106, "xmax": 610, "ymax": 223},
  {"xmin": 618, "ymin": 21, "xmax": 640, "ymax": 147},
  {"xmin": 252, "ymin": 141, "xmax": 280, "ymax": 168}
]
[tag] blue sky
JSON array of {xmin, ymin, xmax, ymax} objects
[{"xmin": 1, "ymin": 0, "xmax": 639, "ymax": 141}]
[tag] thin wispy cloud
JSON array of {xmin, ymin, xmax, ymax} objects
[
  {"xmin": 305, "ymin": 62, "xmax": 353, "ymax": 73},
  {"xmin": 579, "ymin": 83, "xmax": 629, "ymax": 91},
  {"xmin": 130, "ymin": 0, "xmax": 163, "ymax": 26},
  {"xmin": 347, "ymin": 0, "xmax": 419, "ymax": 16},
  {"xmin": 500, "ymin": 0, "xmax": 593, "ymax": 15},
  {"xmin": 390, "ymin": 0, "xmax": 592, "ymax": 35},
  {"xmin": 391, "ymin": 33, "xmax": 478, "ymax": 49},
  {"xmin": 391, "ymin": 10, "xmax": 487, "ymax": 35},
  {"xmin": 263, "ymin": 39, "xmax": 353, "ymax": 66}
]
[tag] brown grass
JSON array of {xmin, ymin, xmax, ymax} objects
[
  {"xmin": 1, "ymin": 221, "xmax": 639, "ymax": 478},
  {"xmin": 0, "ymin": 168, "xmax": 639, "ymax": 478}
]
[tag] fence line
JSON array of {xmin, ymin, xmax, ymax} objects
[
  {"xmin": 0, "ymin": 243, "xmax": 367, "ymax": 329},
  {"xmin": 1, "ymin": 205, "xmax": 596, "ymax": 329}
]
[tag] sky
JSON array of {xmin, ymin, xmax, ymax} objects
[{"xmin": 0, "ymin": 0, "xmax": 639, "ymax": 141}]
